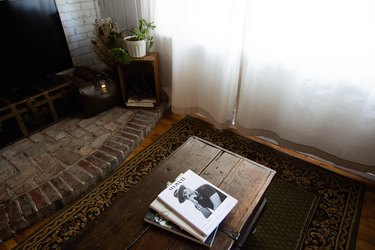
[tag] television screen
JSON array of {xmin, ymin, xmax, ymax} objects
[{"xmin": 0, "ymin": 0, "xmax": 73, "ymax": 100}]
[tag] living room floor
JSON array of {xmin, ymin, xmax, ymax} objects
[{"xmin": 2, "ymin": 110, "xmax": 374, "ymax": 250}]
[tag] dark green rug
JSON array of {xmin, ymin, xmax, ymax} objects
[
  {"xmin": 17, "ymin": 115, "xmax": 364, "ymax": 250},
  {"xmin": 244, "ymin": 178, "xmax": 318, "ymax": 250}
]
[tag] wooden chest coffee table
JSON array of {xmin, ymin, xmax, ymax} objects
[{"xmin": 62, "ymin": 136, "xmax": 276, "ymax": 249}]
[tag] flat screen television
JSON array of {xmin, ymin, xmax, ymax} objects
[{"xmin": 0, "ymin": 0, "xmax": 74, "ymax": 102}]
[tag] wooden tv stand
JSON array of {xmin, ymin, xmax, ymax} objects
[{"xmin": 0, "ymin": 76, "xmax": 77, "ymax": 149}]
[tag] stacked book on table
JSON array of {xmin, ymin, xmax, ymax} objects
[
  {"xmin": 144, "ymin": 169, "xmax": 238, "ymax": 247},
  {"xmin": 126, "ymin": 96, "xmax": 156, "ymax": 107}
]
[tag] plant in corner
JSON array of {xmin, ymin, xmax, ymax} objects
[
  {"xmin": 91, "ymin": 17, "xmax": 131, "ymax": 105},
  {"xmin": 91, "ymin": 17, "xmax": 130, "ymax": 68},
  {"xmin": 124, "ymin": 19, "xmax": 156, "ymax": 58}
]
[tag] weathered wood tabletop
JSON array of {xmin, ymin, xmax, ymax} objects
[{"xmin": 62, "ymin": 136, "xmax": 276, "ymax": 250}]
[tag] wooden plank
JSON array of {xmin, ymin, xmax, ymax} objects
[
  {"xmin": 152, "ymin": 53, "xmax": 161, "ymax": 105},
  {"xmin": 199, "ymin": 150, "xmax": 241, "ymax": 187},
  {"xmin": 43, "ymin": 92, "xmax": 58, "ymax": 121},
  {"xmin": 219, "ymin": 159, "xmax": 275, "ymax": 236},
  {"xmin": 132, "ymin": 226, "xmax": 212, "ymax": 250},
  {"xmin": 9, "ymin": 104, "xmax": 28, "ymax": 136},
  {"xmin": 161, "ymin": 136, "xmax": 221, "ymax": 175}
]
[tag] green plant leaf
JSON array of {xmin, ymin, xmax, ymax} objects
[
  {"xmin": 111, "ymin": 48, "xmax": 130, "ymax": 65},
  {"xmin": 92, "ymin": 17, "xmax": 131, "ymax": 66}
]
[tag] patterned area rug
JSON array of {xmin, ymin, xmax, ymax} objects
[{"xmin": 17, "ymin": 115, "xmax": 364, "ymax": 250}]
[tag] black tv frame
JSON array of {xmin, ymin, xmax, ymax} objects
[{"xmin": 0, "ymin": 0, "xmax": 74, "ymax": 101}]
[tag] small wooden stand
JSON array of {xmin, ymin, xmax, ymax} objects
[{"xmin": 117, "ymin": 52, "xmax": 161, "ymax": 108}]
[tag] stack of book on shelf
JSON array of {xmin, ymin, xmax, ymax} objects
[
  {"xmin": 144, "ymin": 169, "xmax": 238, "ymax": 247},
  {"xmin": 126, "ymin": 96, "xmax": 156, "ymax": 107}
]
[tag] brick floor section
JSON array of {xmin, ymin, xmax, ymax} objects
[{"xmin": 0, "ymin": 104, "xmax": 168, "ymax": 242}]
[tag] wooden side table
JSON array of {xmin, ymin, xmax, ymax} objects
[{"xmin": 117, "ymin": 52, "xmax": 161, "ymax": 107}]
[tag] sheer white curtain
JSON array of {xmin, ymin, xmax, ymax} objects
[
  {"xmin": 149, "ymin": 0, "xmax": 246, "ymax": 126},
  {"xmin": 237, "ymin": 0, "xmax": 375, "ymax": 170},
  {"xmin": 143, "ymin": 0, "xmax": 375, "ymax": 172}
]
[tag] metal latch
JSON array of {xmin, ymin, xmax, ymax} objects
[{"xmin": 219, "ymin": 225, "xmax": 240, "ymax": 240}]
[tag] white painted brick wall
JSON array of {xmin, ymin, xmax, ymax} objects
[{"xmin": 55, "ymin": 0, "xmax": 104, "ymax": 70}]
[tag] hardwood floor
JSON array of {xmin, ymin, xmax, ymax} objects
[{"xmin": 2, "ymin": 110, "xmax": 374, "ymax": 250}]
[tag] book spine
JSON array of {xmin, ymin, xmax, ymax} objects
[
  {"xmin": 156, "ymin": 197, "xmax": 208, "ymax": 237},
  {"xmin": 150, "ymin": 199, "xmax": 207, "ymax": 242},
  {"xmin": 144, "ymin": 210, "xmax": 211, "ymax": 247}
]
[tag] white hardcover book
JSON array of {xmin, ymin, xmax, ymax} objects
[{"xmin": 157, "ymin": 169, "xmax": 238, "ymax": 237}]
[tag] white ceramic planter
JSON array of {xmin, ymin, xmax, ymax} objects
[{"xmin": 125, "ymin": 36, "xmax": 146, "ymax": 58}]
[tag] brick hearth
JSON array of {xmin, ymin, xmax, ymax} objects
[{"xmin": 0, "ymin": 104, "xmax": 168, "ymax": 242}]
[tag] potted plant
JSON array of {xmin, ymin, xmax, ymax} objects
[
  {"xmin": 91, "ymin": 17, "xmax": 130, "ymax": 67},
  {"xmin": 124, "ymin": 19, "xmax": 156, "ymax": 58},
  {"xmin": 91, "ymin": 17, "xmax": 133, "ymax": 104}
]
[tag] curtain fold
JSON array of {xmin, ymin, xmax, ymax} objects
[
  {"xmin": 149, "ymin": 0, "xmax": 246, "ymax": 126},
  {"xmin": 142, "ymin": 0, "xmax": 375, "ymax": 172}
]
